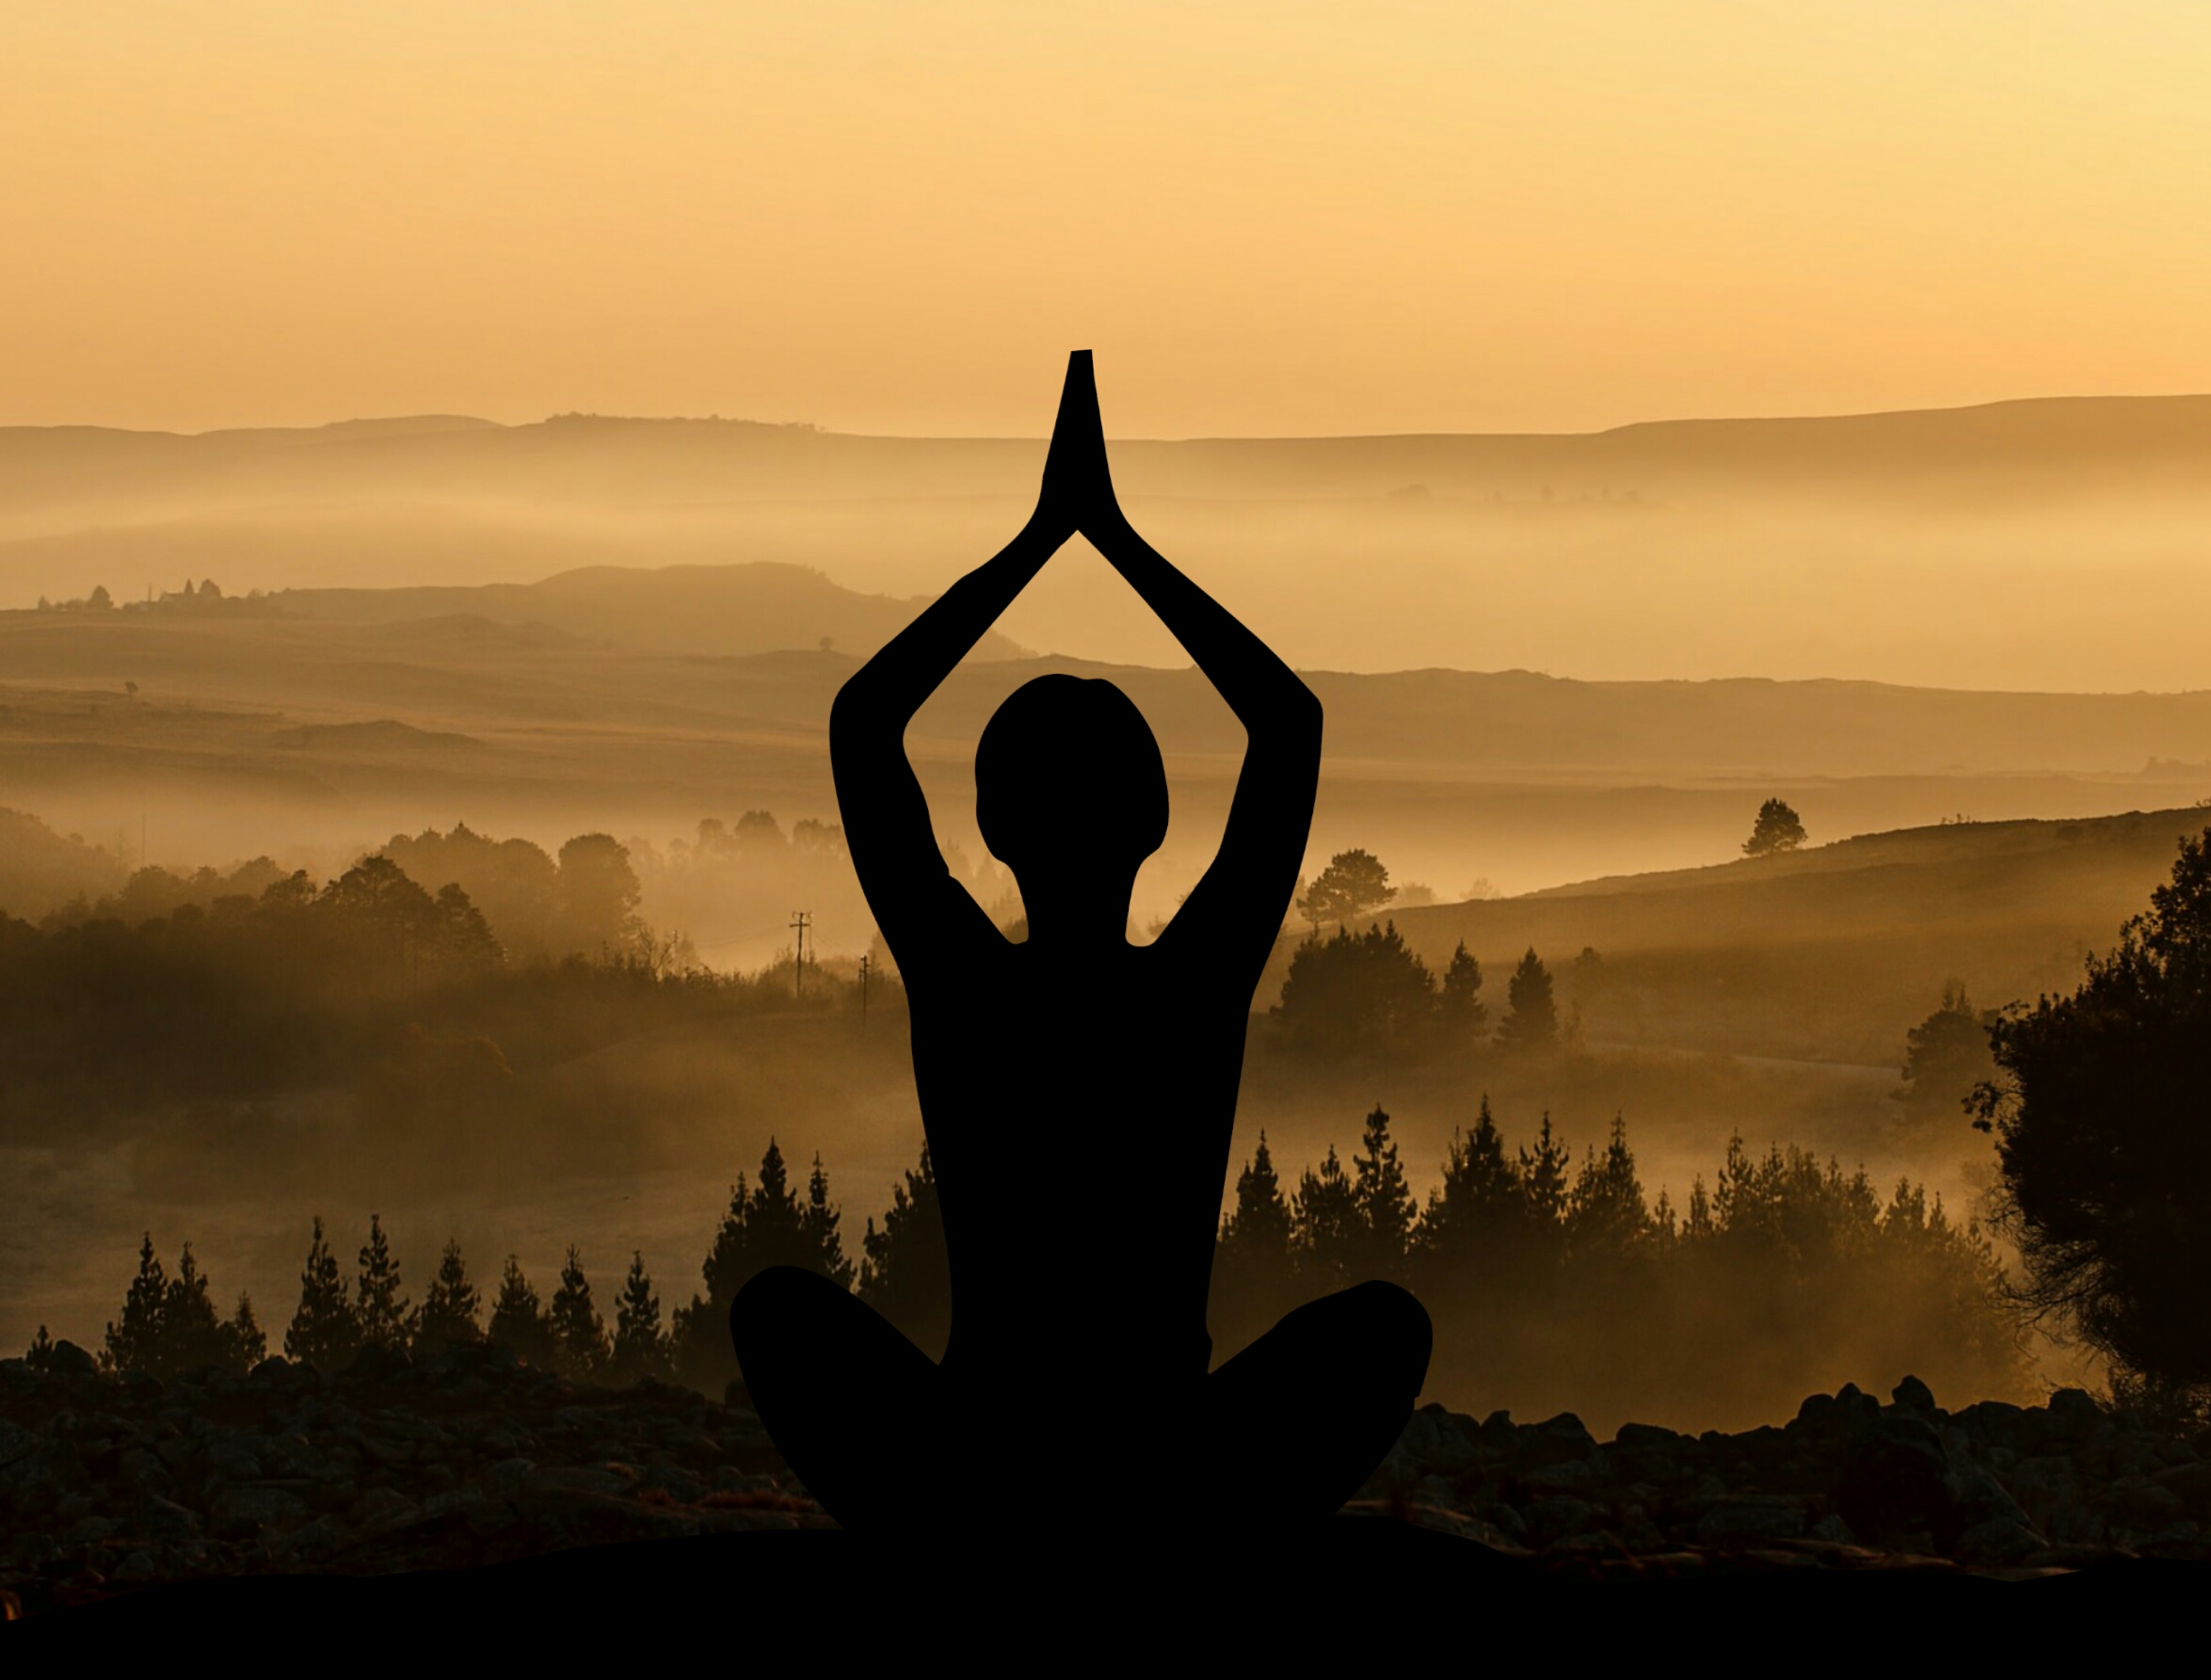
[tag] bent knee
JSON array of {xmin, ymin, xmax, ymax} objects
[
  {"xmin": 1338, "ymin": 1280, "xmax": 1433, "ymax": 1389},
  {"xmin": 729, "ymin": 1265, "xmax": 841, "ymax": 1351}
]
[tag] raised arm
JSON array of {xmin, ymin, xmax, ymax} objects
[
  {"xmin": 830, "ymin": 364, "xmax": 1139, "ymax": 957},
  {"xmin": 1048, "ymin": 354, "xmax": 1322, "ymax": 963},
  {"xmin": 830, "ymin": 518, "xmax": 1065, "ymax": 962}
]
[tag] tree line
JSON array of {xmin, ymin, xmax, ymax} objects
[
  {"xmin": 0, "ymin": 844, "xmax": 834, "ymax": 1134},
  {"xmin": 1211, "ymin": 1102, "xmax": 2023, "ymax": 1426},
  {"xmin": 42, "ymin": 1106, "xmax": 2021, "ymax": 1429},
  {"xmin": 1273, "ymin": 921, "xmax": 1580, "ymax": 1058}
]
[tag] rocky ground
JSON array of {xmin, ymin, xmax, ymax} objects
[
  {"xmin": 0, "ymin": 1340, "xmax": 829, "ymax": 1619},
  {"xmin": 1364, "ymin": 1374, "xmax": 2211, "ymax": 1576},
  {"xmin": 5, "ymin": 1341, "xmax": 2208, "ymax": 1618}
]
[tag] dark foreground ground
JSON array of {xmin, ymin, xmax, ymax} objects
[{"xmin": 5, "ymin": 1341, "xmax": 2207, "ymax": 1640}]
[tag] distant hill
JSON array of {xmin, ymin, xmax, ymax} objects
[
  {"xmin": 5, "ymin": 394, "xmax": 2210, "ymax": 509},
  {"xmin": 8, "ymin": 395, "xmax": 2211, "ymax": 688},
  {"xmin": 273, "ymin": 563, "xmax": 1032, "ymax": 662},
  {"xmin": 1285, "ymin": 805, "xmax": 2211, "ymax": 1065}
]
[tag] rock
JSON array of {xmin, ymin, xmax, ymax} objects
[
  {"xmin": 1890, "ymin": 1375, "xmax": 1936, "ymax": 1413},
  {"xmin": 2137, "ymin": 1520, "xmax": 2203, "ymax": 1556},
  {"xmin": 1521, "ymin": 1460, "xmax": 1595, "ymax": 1494},
  {"xmin": 1952, "ymin": 1465, "xmax": 2031, "ymax": 1531},
  {"xmin": 421, "ymin": 1485, "xmax": 495, "ymax": 1522},
  {"xmin": 1957, "ymin": 1400, "xmax": 2027, "ymax": 1449},
  {"xmin": 1833, "ymin": 1383, "xmax": 1881, "ymax": 1423},
  {"xmin": 0, "ymin": 1436, "xmax": 85, "ymax": 1513},
  {"xmin": 2008, "ymin": 1455, "xmax": 2080, "ymax": 1526},
  {"xmin": 111, "ymin": 1550, "xmax": 157, "ymax": 1583},
  {"xmin": 1953, "ymin": 1517, "xmax": 2047, "ymax": 1565},
  {"xmin": 1520, "ymin": 1414, "xmax": 1597, "ymax": 1467},
  {"xmin": 2046, "ymin": 1388, "xmax": 2102, "ymax": 1441},
  {"xmin": 210, "ymin": 1484, "xmax": 312, "ymax": 1539},
  {"xmin": 1834, "ymin": 1413, "xmax": 1956, "ymax": 1541},
  {"xmin": 2151, "ymin": 1462, "xmax": 2211, "ymax": 1512},
  {"xmin": 1380, "ymin": 1405, "xmax": 1479, "ymax": 1480},
  {"xmin": 46, "ymin": 1341, "xmax": 99, "ymax": 1377},
  {"xmin": 129, "ymin": 1485, "xmax": 200, "ymax": 1538},
  {"xmin": 280, "ymin": 1513, "xmax": 348, "ymax": 1560},
  {"xmin": 1807, "ymin": 1512, "xmax": 1854, "ymax": 1544},
  {"xmin": 1524, "ymin": 1496, "xmax": 1597, "ymax": 1542},
  {"xmin": 349, "ymin": 1486, "xmax": 420, "ymax": 1531},
  {"xmin": 2110, "ymin": 1482, "xmax": 2186, "ymax": 1526},
  {"xmin": 1792, "ymin": 1392, "xmax": 1843, "ymax": 1432},
  {"xmin": 1695, "ymin": 1498, "xmax": 1809, "ymax": 1546},
  {"xmin": 521, "ymin": 1465, "xmax": 631, "ymax": 1497},
  {"xmin": 203, "ymin": 1442, "xmax": 263, "ymax": 1483},
  {"xmin": 1483, "ymin": 1502, "xmax": 1530, "ymax": 1542},
  {"xmin": 640, "ymin": 1464, "xmax": 705, "ymax": 1502}
]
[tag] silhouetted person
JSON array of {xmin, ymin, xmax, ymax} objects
[{"xmin": 733, "ymin": 352, "xmax": 1431, "ymax": 1532}]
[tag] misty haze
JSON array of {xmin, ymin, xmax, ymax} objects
[{"xmin": 9, "ymin": 392, "xmax": 2211, "ymax": 1599}]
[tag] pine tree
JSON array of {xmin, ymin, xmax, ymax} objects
[
  {"xmin": 1292, "ymin": 1145, "xmax": 1362, "ymax": 1294},
  {"xmin": 675, "ymin": 1137, "xmax": 856, "ymax": 1388},
  {"xmin": 160, "ymin": 1243, "xmax": 231, "ymax": 1374},
  {"xmin": 1518, "ymin": 1112, "xmax": 1572, "ymax": 1234},
  {"xmin": 1352, "ymin": 1105, "xmax": 1418, "ymax": 1284},
  {"xmin": 1220, "ymin": 1132, "xmax": 1293, "ymax": 1258},
  {"xmin": 1419, "ymin": 1095, "xmax": 1522, "ymax": 1260},
  {"xmin": 549, "ymin": 1245, "xmax": 609, "ymax": 1379},
  {"xmin": 223, "ymin": 1293, "xmax": 267, "ymax": 1371},
  {"xmin": 1684, "ymin": 1176, "xmax": 1715, "ymax": 1240},
  {"xmin": 356, "ymin": 1214, "xmax": 416, "ymax": 1353},
  {"xmin": 1440, "ymin": 941, "xmax": 1488, "ymax": 1042},
  {"xmin": 103, "ymin": 1232, "xmax": 168, "ymax": 1377},
  {"xmin": 285, "ymin": 1216, "xmax": 360, "ymax": 1371},
  {"xmin": 854, "ymin": 1143, "xmax": 951, "ymax": 1363},
  {"xmin": 1566, "ymin": 1113, "xmax": 1650, "ymax": 1260},
  {"xmin": 804, "ymin": 1154, "xmax": 856, "ymax": 1291},
  {"xmin": 24, "ymin": 1325, "xmax": 56, "ymax": 1371},
  {"xmin": 611, "ymin": 1251, "xmax": 671, "ymax": 1384},
  {"xmin": 1498, "ymin": 947, "xmax": 1559, "ymax": 1049},
  {"xmin": 416, "ymin": 1240, "xmax": 483, "ymax": 1352},
  {"xmin": 1212, "ymin": 1132, "xmax": 1299, "ymax": 1354},
  {"xmin": 488, "ymin": 1256, "xmax": 555, "ymax": 1368}
]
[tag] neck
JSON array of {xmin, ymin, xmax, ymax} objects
[{"xmin": 1016, "ymin": 875, "xmax": 1135, "ymax": 952}]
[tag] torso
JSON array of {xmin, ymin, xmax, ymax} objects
[{"xmin": 904, "ymin": 933, "xmax": 1250, "ymax": 1392}]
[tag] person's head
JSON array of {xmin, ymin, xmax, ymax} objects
[{"xmin": 976, "ymin": 676, "xmax": 1167, "ymax": 911}]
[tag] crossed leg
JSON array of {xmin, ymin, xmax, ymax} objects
[
  {"xmin": 732, "ymin": 1269, "xmax": 1432, "ymax": 1533},
  {"xmin": 1192, "ymin": 1280, "xmax": 1434, "ymax": 1526}
]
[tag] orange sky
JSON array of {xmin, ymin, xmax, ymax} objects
[{"xmin": 5, "ymin": 2, "xmax": 2209, "ymax": 435}]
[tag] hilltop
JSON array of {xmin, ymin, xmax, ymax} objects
[
  {"xmin": 8, "ymin": 396, "xmax": 2211, "ymax": 687},
  {"xmin": 1297, "ymin": 804, "xmax": 2211, "ymax": 1068},
  {"xmin": 7, "ymin": 393, "xmax": 2211, "ymax": 510},
  {"xmin": 4, "ymin": 571, "xmax": 2211, "ymax": 915}
]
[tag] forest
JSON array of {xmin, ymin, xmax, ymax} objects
[
  {"xmin": 9, "ymin": 798, "xmax": 2211, "ymax": 1435},
  {"xmin": 39, "ymin": 1096, "xmax": 2025, "ymax": 1441}
]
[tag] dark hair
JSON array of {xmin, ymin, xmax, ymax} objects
[{"xmin": 975, "ymin": 675, "xmax": 1167, "ymax": 875}]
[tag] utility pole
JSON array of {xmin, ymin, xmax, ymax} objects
[
  {"xmin": 789, "ymin": 910, "xmax": 810, "ymax": 1000},
  {"xmin": 857, "ymin": 954, "xmax": 869, "ymax": 1029}
]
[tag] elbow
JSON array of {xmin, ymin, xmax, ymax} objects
[
  {"xmin": 828, "ymin": 680, "xmax": 874, "ymax": 760},
  {"xmin": 1286, "ymin": 680, "xmax": 1323, "ymax": 750}
]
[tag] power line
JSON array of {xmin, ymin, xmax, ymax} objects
[{"xmin": 789, "ymin": 910, "xmax": 811, "ymax": 1000}]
